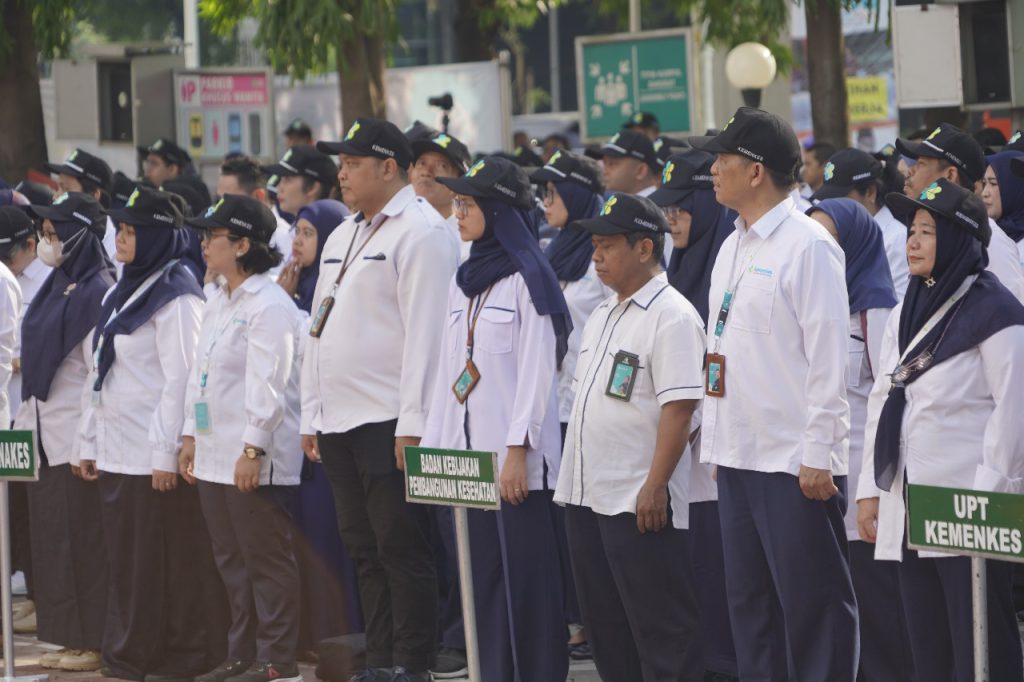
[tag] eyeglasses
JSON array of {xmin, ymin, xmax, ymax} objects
[
  {"xmin": 660, "ymin": 206, "xmax": 682, "ymax": 221},
  {"xmin": 36, "ymin": 229, "xmax": 57, "ymax": 244},
  {"xmin": 201, "ymin": 228, "xmax": 240, "ymax": 243},
  {"xmin": 452, "ymin": 196, "xmax": 472, "ymax": 218},
  {"xmin": 538, "ymin": 184, "xmax": 557, "ymax": 206}
]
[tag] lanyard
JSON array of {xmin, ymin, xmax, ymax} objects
[
  {"xmin": 93, "ymin": 260, "xmax": 178, "ymax": 370},
  {"xmin": 464, "ymin": 285, "xmax": 495, "ymax": 360},
  {"xmin": 199, "ymin": 291, "xmax": 247, "ymax": 396},
  {"xmin": 326, "ymin": 215, "xmax": 388, "ymax": 297},
  {"xmin": 711, "ymin": 236, "xmax": 766, "ymax": 353},
  {"xmin": 896, "ymin": 275, "xmax": 974, "ymax": 366}
]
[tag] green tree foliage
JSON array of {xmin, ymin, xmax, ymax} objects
[{"xmin": 0, "ymin": 0, "xmax": 75, "ymax": 63}]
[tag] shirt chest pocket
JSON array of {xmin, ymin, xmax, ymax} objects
[
  {"xmin": 475, "ymin": 307, "xmax": 515, "ymax": 354},
  {"xmin": 847, "ymin": 334, "xmax": 867, "ymax": 387},
  {"xmin": 731, "ymin": 276, "xmax": 776, "ymax": 335}
]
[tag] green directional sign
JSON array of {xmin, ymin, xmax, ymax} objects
[
  {"xmin": 576, "ymin": 28, "xmax": 696, "ymax": 141},
  {"xmin": 907, "ymin": 484, "xmax": 1024, "ymax": 563},
  {"xmin": 0, "ymin": 431, "xmax": 36, "ymax": 481},
  {"xmin": 404, "ymin": 446, "xmax": 500, "ymax": 511}
]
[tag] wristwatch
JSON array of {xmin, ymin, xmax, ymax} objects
[{"xmin": 244, "ymin": 446, "xmax": 266, "ymax": 460}]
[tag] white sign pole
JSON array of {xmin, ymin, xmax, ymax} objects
[
  {"xmin": 453, "ymin": 507, "xmax": 481, "ymax": 682},
  {"xmin": 972, "ymin": 557, "xmax": 989, "ymax": 681},
  {"xmin": 0, "ymin": 481, "xmax": 13, "ymax": 679}
]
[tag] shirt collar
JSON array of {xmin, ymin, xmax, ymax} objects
[
  {"xmin": 354, "ymin": 185, "xmax": 418, "ymax": 228},
  {"xmin": 614, "ymin": 272, "xmax": 670, "ymax": 311},
  {"xmin": 733, "ymin": 195, "xmax": 795, "ymax": 241},
  {"xmin": 220, "ymin": 272, "xmax": 272, "ymax": 298},
  {"xmin": 22, "ymin": 257, "xmax": 50, "ymax": 281}
]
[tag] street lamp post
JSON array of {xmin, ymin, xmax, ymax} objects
[{"xmin": 725, "ymin": 42, "xmax": 777, "ymax": 109}]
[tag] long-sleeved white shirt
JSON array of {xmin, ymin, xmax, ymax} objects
[
  {"xmin": 420, "ymin": 273, "xmax": 561, "ymax": 490},
  {"xmin": 856, "ymin": 289, "xmax": 1024, "ymax": 560},
  {"xmin": 987, "ymin": 219, "xmax": 1024, "ymax": 302},
  {"xmin": 700, "ymin": 197, "xmax": 851, "ymax": 476},
  {"xmin": 78, "ymin": 293, "xmax": 203, "ymax": 475},
  {"xmin": 301, "ymin": 185, "xmax": 460, "ymax": 437},
  {"xmin": 9, "ymin": 258, "xmax": 51, "ymax": 420},
  {"xmin": 555, "ymin": 273, "xmax": 707, "ymax": 528},
  {"xmin": 557, "ymin": 262, "xmax": 611, "ymax": 423},
  {"xmin": 873, "ymin": 206, "xmax": 910, "ymax": 299},
  {"xmin": 183, "ymin": 274, "xmax": 304, "ymax": 486},
  {"xmin": 0, "ymin": 263, "xmax": 21, "ymax": 427}
]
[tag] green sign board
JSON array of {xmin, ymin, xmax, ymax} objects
[
  {"xmin": 404, "ymin": 446, "xmax": 500, "ymax": 511},
  {"xmin": 576, "ymin": 28, "xmax": 695, "ymax": 141},
  {"xmin": 907, "ymin": 484, "xmax": 1024, "ymax": 563},
  {"xmin": 0, "ymin": 431, "xmax": 36, "ymax": 481}
]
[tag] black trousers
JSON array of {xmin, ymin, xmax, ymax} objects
[
  {"xmin": 565, "ymin": 504, "xmax": 703, "ymax": 682},
  {"xmin": 98, "ymin": 473, "xmax": 229, "ymax": 680},
  {"xmin": 318, "ymin": 420, "xmax": 437, "ymax": 672},
  {"xmin": 9, "ymin": 481, "xmax": 32, "ymax": 598},
  {"xmin": 848, "ymin": 540, "xmax": 914, "ymax": 682},
  {"xmin": 198, "ymin": 481, "xmax": 300, "ymax": 665}
]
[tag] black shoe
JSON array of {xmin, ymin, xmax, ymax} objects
[
  {"xmin": 99, "ymin": 666, "xmax": 117, "ymax": 678},
  {"xmin": 429, "ymin": 647, "xmax": 467, "ymax": 679},
  {"xmin": 568, "ymin": 642, "xmax": 592, "ymax": 661},
  {"xmin": 231, "ymin": 662, "xmax": 302, "ymax": 682},
  {"xmin": 195, "ymin": 659, "xmax": 253, "ymax": 682},
  {"xmin": 389, "ymin": 667, "xmax": 431, "ymax": 682},
  {"xmin": 348, "ymin": 669, "xmax": 391, "ymax": 682}
]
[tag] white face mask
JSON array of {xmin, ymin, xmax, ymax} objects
[{"xmin": 36, "ymin": 237, "xmax": 64, "ymax": 267}]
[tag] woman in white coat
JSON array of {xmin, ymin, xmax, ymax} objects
[{"xmin": 856, "ymin": 179, "xmax": 1024, "ymax": 681}]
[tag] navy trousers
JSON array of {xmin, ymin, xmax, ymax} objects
[
  {"xmin": 717, "ymin": 467, "xmax": 859, "ymax": 682},
  {"xmin": 466, "ymin": 490, "xmax": 567, "ymax": 682},
  {"xmin": 689, "ymin": 501, "xmax": 738, "ymax": 678},
  {"xmin": 897, "ymin": 548, "xmax": 1023, "ymax": 682},
  {"xmin": 565, "ymin": 504, "xmax": 703, "ymax": 682},
  {"xmin": 847, "ymin": 540, "xmax": 915, "ymax": 682}
]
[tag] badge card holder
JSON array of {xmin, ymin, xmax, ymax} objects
[
  {"xmin": 309, "ymin": 218, "xmax": 387, "ymax": 338},
  {"xmin": 452, "ymin": 286, "xmax": 494, "ymax": 405},
  {"xmin": 605, "ymin": 351, "xmax": 639, "ymax": 401},
  {"xmin": 705, "ymin": 352, "xmax": 726, "ymax": 397}
]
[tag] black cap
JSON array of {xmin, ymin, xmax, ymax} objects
[
  {"xmin": 411, "ymin": 132, "xmax": 472, "ymax": 173},
  {"xmin": 44, "ymin": 148, "xmax": 112, "ymax": 190},
  {"xmin": 110, "ymin": 171, "xmax": 137, "ymax": 208},
  {"xmin": 28, "ymin": 191, "xmax": 106, "ymax": 234},
  {"xmin": 689, "ymin": 107, "xmax": 801, "ymax": 176},
  {"xmin": 13, "ymin": 180, "xmax": 54, "ymax": 207},
  {"xmin": 649, "ymin": 150, "xmax": 715, "ymax": 206},
  {"xmin": 436, "ymin": 156, "xmax": 534, "ymax": 210},
  {"xmin": 138, "ymin": 138, "xmax": 191, "ymax": 168},
  {"xmin": 623, "ymin": 111, "xmax": 659, "ymax": 130},
  {"xmin": 317, "ymin": 118, "xmax": 414, "ymax": 169},
  {"xmin": 1004, "ymin": 130, "xmax": 1024, "ymax": 153},
  {"xmin": 571, "ymin": 193, "xmax": 670, "ymax": 236},
  {"xmin": 403, "ymin": 120, "xmax": 441, "ymax": 144},
  {"xmin": 0, "ymin": 207, "xmax": 34, "ymax": 247},
  {"xmin": 597, "ymin": 130, "xmax": 662, "ymax": 172},
  {"xmin": 810, "ymin": 148, "xmax": 883, "ymax": 201},
  {"xmin": 261, "ymin": 144, "xmax": 338, "ymax": 186},
  {"xmin": 511, "ymin": 145, "xmax": 544, "ymax": 168},
  {"xmin": 653, "ymin": 135, "xmax": 689, "ymax": 165},
  {"xmin": 885, "ymin": 179, "xmax": 991, "ymax": 246},
  {"xmin": 283, "ymin": 118, "xmax": 313, "ymax": 138},
  {"xmin": 187, "ymin": 194, "xmax": 277, "ymax": 244},
  {"xmin": 1007, "ymin": 155, "xmax": 1024, "ymax": 178},
  {"xmin": 529, "ymin": 150, "xmax": 603, "ymax": 194},
  {"xmin": 873, "ymin": 143, "xmax": 898, "ymax": 163},
  {"xmin": 106, "ymin": 186, "xmax": 185, "ymax": 228},
  {"xmin": 895, "ymin": 123, "xmax": 986, "ymax": 183},
  {"xmin": 161, "ymin": 179, "xmax": 210, "ymax": 218}
]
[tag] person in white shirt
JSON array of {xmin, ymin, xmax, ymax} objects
[
  {"xmin": 650, "ymin": 149, "xmax": 739, "ymax": 679},
  {"xmin": 812, "ymin": 147, "xmax": 911, "ymax": 298},
  {"xmin": 806, "ymin": 198, "xmax": 915, "ymax": 682},
  {"xmin": 410, "ymin": 131, "xmax": 473, "ymax": 263},
  {"xmin": 690, "ymin": 107, "xmax": 857, "ymax": 681},
  {"xmin": 179, "ymin": 195, "xmax": 306, "ymax": 682},
  {"xmin": 17, "ymin": 193, "xmax": 116, "ymax": 673},
  {"xmin": 857, "ymin": 179, "xmax": 1024, "ymax": 681},
  {"xmin": 74, "ymin": 187, "xmax": 225, "ymax": 681},
  {"xmin": 595, "ymin": 130, "xmax": 663, "ymax": 197},
  {"xmin": 897, "ymin": 123, "xmax": 1024, "ymax": 301},
  {"xmin": 985, "ymin": 152, "xmax": 1024, "ymax": 265},
  {"xmin": 302, "ymin": 118, "xmax": 459, "ymax": 682},
  {"xmin": 554, "ymin": 192, "xmax": 705, "ymax": 680},
  {"xmin": 425, "ymin": 155, "xmax": 571, "ymax": 682}
]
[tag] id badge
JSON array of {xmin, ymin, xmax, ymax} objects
[
  {"xmin": 309, "ymin": 295, "xmax": 335, "ymax": 338},
  {"xmin": 195, "ymin": 401, "xmax": 212, "ymax": 434},
  {"xmin": 605, "ymin": 351, "xmax": 639, "ymax": 401},
  {"xmin": 705, "ymin": 352, "xmax": 726, "ymax": 397},
  {"xmin": 452, "ymin": 359, "xmax": 481, "ymax": 404}
]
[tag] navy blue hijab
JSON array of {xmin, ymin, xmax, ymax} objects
[
  {"xmin": 810, "ymin": 199, "xmax": 898, "ymax": 314},
  {"xmin": 294, "ymin": 200, "xmax": 348, "ymax": 312},
  {"xmin": 457, "ymin": 196, "xmax": 573, "ymax": 366},
  {"xmin": 21, "ymin": 220, "xmax": 116, "ymax": 401},
  {"xmin": 91, "ymin": 223, "xmax": 205, "ymax": 391},
  {"xmin": 873, "ymin": 212, "xmax": 1024, "ymax": 491},
  {"xmin": 986, "ymin": 151, "xmax": 1024, "ymax": 242},
  {"xmin": 666, "ymin": 189, "xmax": 735, "ymax": 324},
  {"xmin": 544, "ymin": 181, "xmax": 603, "ymax": 282}
]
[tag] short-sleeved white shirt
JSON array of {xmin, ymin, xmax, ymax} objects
[{"xmin": 554, "ymin": 272, "xmax": 706, "ymax": 529}]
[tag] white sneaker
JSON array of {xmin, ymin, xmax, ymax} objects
[
  {"xmin": 39, "ymin": 649, "xmax": 71, "ymax": 669},
  {"xmin": 58, "ymin": 649, "xmax": 102, "ymax": 672}
]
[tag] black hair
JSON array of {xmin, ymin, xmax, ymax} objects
[
  {"xmin": 853, "ymin": 159, "xmax": 906, "ymax": 211},
  {"xmin": 626, "ymin": 230, "xmax": 665, "ymax": 264},
  {"xmin": 220, "ymin": 156, "xmax": 266, "ymax": 194},
  {"xmin": 544, "ymin": 133, "xmax": 570, "ymax": 149},
  {"xmin": 766, "ymin": 166, "xmax": 798, "ymax": 192},
  {"xmin": 973, "ymin": 127, "xmax": 1007, "ymax": 150},
  {"xmin": 237, "ymin": 241, "xmax": 284, "ymax": 275},
  {"xmin": 300, "ymin": 175, "xmax": 336, "ymax": 200},
  {"xmin": 806, "ymin": 142, "xmax": 837, "ymax": 165},
  {"xmin": 937, "ymin": 159, "xmax": 976, "ymax": 190}
]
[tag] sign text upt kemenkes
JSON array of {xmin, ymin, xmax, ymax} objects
[
  {"xmin": 907, "ymin": 484, "xmax": 1024, "ymax": 562},
  {"xmin": 0, "ymin": 431, "xmax": 37, "ymax": 481},
  {"xmin": 404, "ymin": 447, "xmax": 500, "ymax": 511}
]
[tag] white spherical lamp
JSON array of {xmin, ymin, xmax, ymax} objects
[{"xmin": 725, "ymin": 42, "xmax": 777, "ymax": 108}]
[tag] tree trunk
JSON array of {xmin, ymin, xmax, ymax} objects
[
  {"xmin": 336, "ymin": 32, "xmax": 387, "ymax": 130},
  {"xmin": 0, "ymin": 0, "xmax": 48, "ymax": 183},
  {"xmin": 804, "ymin": 0, "xmax": 848, "ymax": 147},
  {"xmin": 455, "ymin": 0, "xmax": 499, "ymax": 63}
]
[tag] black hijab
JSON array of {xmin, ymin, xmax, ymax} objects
[
  {"xmin": 665, "ymin": 188, "xmax": 734, "ymax": 324},
  {"xmin": 544, "ymin": 181, "xmax": 603, "ymax": 282}
]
